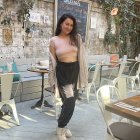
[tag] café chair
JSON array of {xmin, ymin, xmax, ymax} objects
[
  {"xmin": 113, "ymin": 76, "xmax": 137, "ymax": 99},
  {"xmin": 113, "ymin": 76, "xmax": 136, "ymax": 124},
  {"xmin": 0, "ymin": 73, "xmax": 20, "ymax": 125},
  {"xmin": 96, "ymin": 85, "xmax": 140, "ymax": 140},
  {"xmin": 126, "ymin": 61, "xmax": 140, "ymax": 91},
  {"xmin": 41, "ymin": 86, "xmax": 62, "ymax": 119},
  {"xmin": 100, "ymin": 61, "xmax": 127, "ymax": 86},
  {"xmin": 85, "ymin": 62, "xmax": 101, "ymax": 103}
]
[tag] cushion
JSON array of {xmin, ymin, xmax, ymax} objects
[
  {"xmin": 108, "ymin": 122, "xmax": 140, "ymax": 140},
  {"xmin": 0, "ymin": 62, "xmax": 20, "ymax": 82},
  {"xmin": 12, "ymin": 62, "xmax": 20, "ymax": 82},
  {"xmin": 88, "ymin": 64, "xmax": 96, "ymax": 71}
]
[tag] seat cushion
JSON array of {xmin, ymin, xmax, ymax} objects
[
  {"xmin": 12, "ymin": 62, "xmax": 20, "ymax": 82},
  {"xmin": 88, "ymin": 64, "xmax": 96, "ymax": 71},
  {"xmin": 107, "ymin": 122, "xmax": 140, "ymax": 140},
  {"xmin": 0, "ymin": 62, "xmax": 20, "ymax": 82},
  {"xmin": 45, "ymin": 86, "xmax": 55, "ymax": 93}
]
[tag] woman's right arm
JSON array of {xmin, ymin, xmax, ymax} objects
[
  {"xmin": 48, "ymin": 38, "xmax": 57, "ymax": 87},
  {"xmin": 49, "ymin": 39, "xmax": 56, "ymax": 60}
]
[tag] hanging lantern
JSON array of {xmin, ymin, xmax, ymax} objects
[{"xmin": 110, "ymin": 8, "xmax": 118, "ymax": 16}]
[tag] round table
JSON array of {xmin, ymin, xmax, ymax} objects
[{"xmin": 27, "ymin": 68, "xmax": 53, "ymax": 108}]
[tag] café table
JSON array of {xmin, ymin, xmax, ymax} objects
[
  {"xmin": 27, "ymin": 67, "xmax": 53, "ymax": 109},
  {"xmin": 105, "ymin": 95, "xmax": 140, "ymax": 123}
]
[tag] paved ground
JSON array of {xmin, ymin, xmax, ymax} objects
[{"xmin": 0, "ymin": 95, "xmax": 106, "ymax": 140}]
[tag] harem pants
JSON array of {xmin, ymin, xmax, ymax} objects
[{"xmin": 56, "ymin": 61, "xmax": 79, "ymax": 128}]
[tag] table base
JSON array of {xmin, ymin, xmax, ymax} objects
[{"xmin": 31, "ymin": 100, "xmax": 53, "ymax": 109}]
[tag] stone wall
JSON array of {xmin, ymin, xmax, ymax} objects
[
  {"xmin": 88, "ymin": 5, "xmax": 107, "ymax": 55},
  {"xmin": 0, "ymin": 0, "xmax": 54, "ymax": 59},
  {"xmin": 0, "ymin": 0, "xmax": 110, "ymax": 59}
]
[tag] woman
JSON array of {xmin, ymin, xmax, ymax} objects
[{"xmin": 48, "ymin": 13, "xmax": 88, "ymax": 140}]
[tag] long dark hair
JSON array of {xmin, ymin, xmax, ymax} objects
[{"xmin": 55, "ymin": 13, "xmax": 78, "ymax": 46}]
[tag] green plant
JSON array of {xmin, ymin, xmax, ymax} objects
[
  {"xmin": 16, "ymin": 0, "xmax": 35, "ymax": 23},
  {"xmin": 101, "ymin": 0, "xmax": 139, "ymax": 57},
  {"xmin": 1, "ymin": 0, "xmax": 35, "ymax": 26},
  {"xmin": 104, "ymin": 31, "xmax": 116, "ymax": 46},
  {"xmin": 1, "ymin": 16, "xmax": 11, "ymax": 25}
]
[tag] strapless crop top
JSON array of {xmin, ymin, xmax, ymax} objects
[{"xmin": 50, "ymin": 36, "xmax": 78, "ymax": 59}]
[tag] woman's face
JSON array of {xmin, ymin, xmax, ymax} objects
[{"xmin": 60, "ymin": 18, "xmax": 74, "ymax": 35}]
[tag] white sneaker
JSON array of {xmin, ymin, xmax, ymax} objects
[
  {"xmin": 57, "ymin": 127, "xmax": 67, "ymax": 140},
  {"xmin": 65, "ymin": 127, "xmax": 72, "ymax": 138}
]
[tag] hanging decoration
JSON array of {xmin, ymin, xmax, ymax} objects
[{"xmin": 2, "ymin": 27, "xmax": 13, "ymax": 45}]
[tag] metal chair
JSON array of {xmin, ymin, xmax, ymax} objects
[
  {"xmin": 41, "ymin": 86, "xmax": 62, "ymax": 119},
  {"xmin": 126, "ymin": 61, "xmax": 140, "ymax": 91},
  {"xmin": 0, "ymin": 73, "xmax": 20, "ymax": 125},
  {"xmin": 96, "ymin": 85, "xmax": 140, "ymax": 140},
  {"xmin": 113, "ymin": 76, "xmax": 137, "ymax": 124},
  {"xmin": 85, "ymin": 62, "xmax": 101, "ymax": 103},
  {"xmin": 100, "ymin": 62, "xmax": 127, "ymax": 86}
]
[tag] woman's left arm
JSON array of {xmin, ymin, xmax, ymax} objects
[
  {"xmin": 48, "ymin": 39, "xmax": 57, "ymax": 87},
  {"xmin": 77, "ymin": 34, "xmax": 88, "ymax": 89}
]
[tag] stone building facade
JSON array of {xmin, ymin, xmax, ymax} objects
[{"xmin": 0, "ymin": 0, "xmax": 112, "ymax": 60}]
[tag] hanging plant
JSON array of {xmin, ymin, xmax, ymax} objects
[
  {"xmin": 16, "ymin": 0, "xmax": 35, "ymax": 23},
  {"xmin": 1, "ymin": 0, "xmax": 35, "ymax": 26},
  {"xmin": 104, "ymin": 31, "xmax": 116, "ymax": 46},
  {"xmin": 1, "ymin": 16, "xmax": 11, "ymax": 26}
]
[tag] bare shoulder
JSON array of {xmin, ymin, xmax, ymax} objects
[
  {"xmin": 50, "ymin": 36, "xmax": 59, "ymax": 47},
  {"xmin": 50, "ymin": 36, "xmax": 58, "ymax": 42}
]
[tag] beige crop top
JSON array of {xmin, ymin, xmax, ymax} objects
[{"xmin": 50, "ymin": 36, "xmax": 78, "ymax": 60}]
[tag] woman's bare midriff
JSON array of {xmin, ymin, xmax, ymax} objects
[{"xmin": 58, "ymin": 57, "xmax": 78, "ymax": 63}]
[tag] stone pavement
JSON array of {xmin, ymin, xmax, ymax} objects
[{"xmin": 0, "ymin": 95, "xmax": 106, "ymax": 140}]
